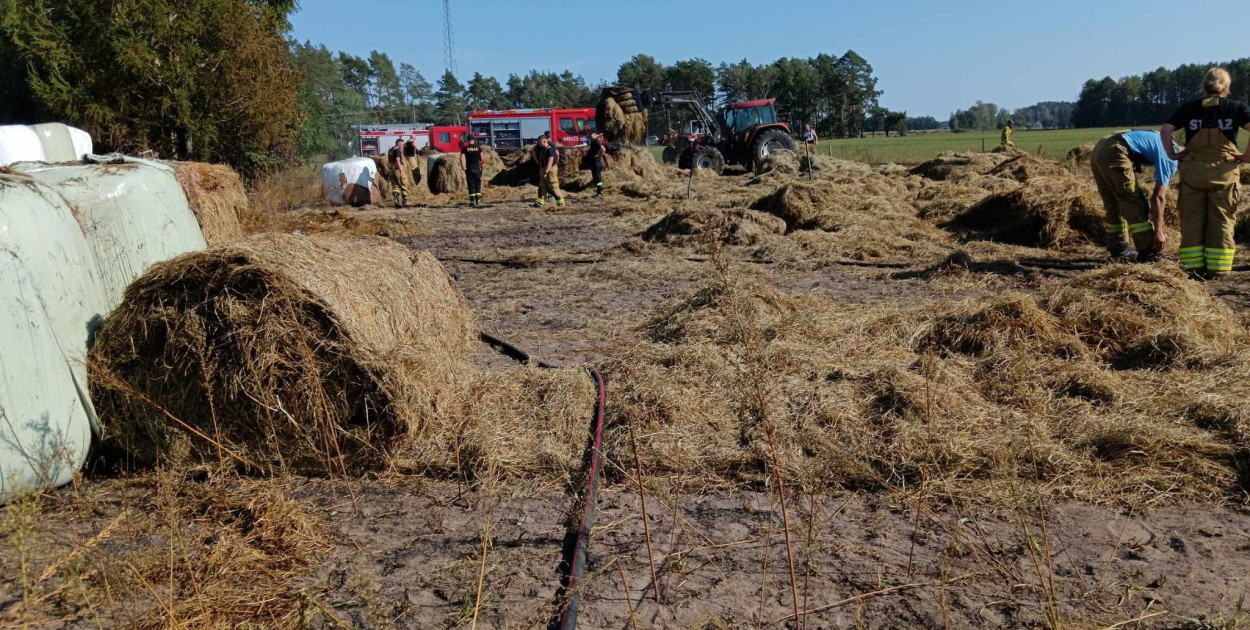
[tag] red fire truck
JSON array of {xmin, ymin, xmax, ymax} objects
[
  {"xmin": 467, "ymin": 108, "xmax": 596, "ymax": 152},
  {"xmin": 356, "ymin": 124, "xmax": 467, "ymax": 157}
]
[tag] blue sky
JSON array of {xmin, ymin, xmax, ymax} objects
[{"xmin": 290, "ymin": 0, "xmax": 1247, "ymax": 118}]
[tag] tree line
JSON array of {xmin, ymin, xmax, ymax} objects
[
  {"xmin": 0, "ymin": 0, "xmax": 893, "ymax": 175},
  {"xmin": 1073, "ymin": 58, "xmax": 1250, "ymax": 128},
  {"xmin": 947, "ymin": 101, "xmax": 1076, "ymax": 132}
]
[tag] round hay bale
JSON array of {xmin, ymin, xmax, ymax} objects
[
  {"xmin": 88, "ymin": 233, "xmax": 476, "ymax": 475},
  {"xmin": 951, "ymin": 176, "xmax": 1103, "ymax": 247},
  {"xmin": 642, "ymin": 207, "xmax": 786, "ymax": 247},
  {"xmin": 481, "ymin": 145, "xmax": 505, "ymax": 180},
  {"xmin": 171, "ymin": 162, "xmax": 247, "ymax": 244},
  {"xmin": 428, "ymin": 154, "xmax": 466, "ymax": 194}
]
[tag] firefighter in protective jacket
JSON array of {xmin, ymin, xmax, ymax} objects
[{"xmin": 1162, "ymin": 67, "xmax": 1250, "ymax": 278}]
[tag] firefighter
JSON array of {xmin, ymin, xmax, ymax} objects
[
  {"xmin": 386, "ymin": 138, "xmax": 408, "ymax": 207},
  {"xmin": 532, "ymin": 135, "xmax": 564, "ymax": 208},
  {"xmin": 1089, "ymin": 130, "xmax": 1176, "ymax": 262},
  {"xmin": 586, "ymin": 130, "xmax": 606, "ymax": 198},
  {"xmin": 1000, "ymin": 120, "xmax": 1015, "ymax": 149},
  {"xmin": 1162, "ymin": 67, "xmax": 1250, "ymax": 279},
  {"xmin": 460, "ymin": 134, "xmax": 485, "ymax": 207}
]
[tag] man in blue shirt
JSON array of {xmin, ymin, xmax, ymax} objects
[{"xmin": 1089, "ymin": 130, "xmax": 1177, "ymax": 262}]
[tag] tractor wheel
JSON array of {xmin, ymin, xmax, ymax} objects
[
  {"xmin": 692, "ymin": 147, "xmax": 725, "ymax": 175},
  {"xmin": 750, "ymin": 128, "xmax": 796, "ymax": 168},
  {"xmin": 661, "ymin": 145, "xmax": 678, "ymax": 164}
]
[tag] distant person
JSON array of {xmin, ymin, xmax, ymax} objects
[
  {"xmin": 460, "ymin": 135, "xmax": 485, "ymax": 207},
  {"xmin": 586, "ymin": 131, "xmax": 606, "ymax": 198},
  {"xmin": 1089, "ymin": 130, "xmax": 1176, "ymax": 262},
  {"xmin": 1162, "ymin": 67, "xmax": 1250, "ymax": 279},
  {"xmin": 803, "ymin": 124, "xmax": 818, "ymax": 145},
  {"xmin": 1000, "ymin": 120, "xmax": 1014, "ymax": 148},
  {"xmin": 532, "ymin": 135, "xmax": 564, "ymax": 208},
  {"xmin": 387, "ymin": 138, "xmax": 408, "ymax": 207}
]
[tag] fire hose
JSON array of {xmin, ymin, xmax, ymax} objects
[{"xmin": 477, "ymin": 331, "xmax": 606, "ymax": 630}]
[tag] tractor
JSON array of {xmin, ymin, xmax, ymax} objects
[{"xmin": 640, "ymin": 91, "xmax": 795, "ymax": 174}]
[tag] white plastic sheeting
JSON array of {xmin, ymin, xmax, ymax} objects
[
  {"xmin": 0, "ymin": 125, "xmax": 45, "ymax": 166},
  {"xmin": 322, "ymin": 157, "xmax": 380, "ymax": 206},
  {"xmin": 31, "ymin": 123, "xmax": 77, "ymax": 163},
  {"xmin": 0, "ymin": 173, "xmax": 108, "ymax": 501},
  {"xmin": 68, "ymin": 127, "xmax": 93, "ymax": 160},
  {"xmin": 17, "ymin": 155, "xmax": 208, "ymax": 308}
]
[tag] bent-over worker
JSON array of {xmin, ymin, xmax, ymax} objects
[
  {"xmin": 1162, "ymin": 67, "xmax": 1250, "ymax": 279},
  {"xmin": 1090, "ymin": 130, "xmax": 1176, "ymax": 262}
]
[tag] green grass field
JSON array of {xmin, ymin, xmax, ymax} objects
[{"xmin": 646, "ymin": 127, "xmax": 1147, "ymax": 166}]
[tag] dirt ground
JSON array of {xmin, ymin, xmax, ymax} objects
[{"xmin": 6, "ymin": 163, "xmax": 1250, "ymax": 630}]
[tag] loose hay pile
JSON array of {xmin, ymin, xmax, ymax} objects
[
  {"xmin": 755, "ymin": 149, "xmax": 799, "ymax": 176},
  {"xmin": 910, "ymin": 151, "xmax": 1011, "ymax": 181},
  {"xmin": 986, "ymin": 153, "xmax": 1072, "ymax": 182},
  {"xmin": 642, "ymin": 207, "xmax": 786, "ymax": 247},
  {"xmin": 171, "ymin": 162, "xmax": 247, "ymax": 243},
  {"xmin": 428, "ymin": 154, "xmax": 466, "ymax": 194},
  {"xmin": 950, "ymin": 175, "xmax": 1103, "ymax": 247},
  {"xmin": 89, "ymin": 233, "xmax": 475, "ymax": 475},
  {"xmin": 582, "ymin": 265, "xmax": 1250, "ymax": 502}
]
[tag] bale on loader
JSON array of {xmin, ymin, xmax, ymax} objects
[
  {"xmin": 171, "ymin": 162, "xmax": 247, "ymax": 243},
  {"xmin": 597, "ymin": 87, "xmax": 648, "ymax": 145},
  {"xmin": 89, "ymin": 233, "xmax": 476, "ymax": 475},
  {"xmin": 428, "ymin": 154, "xmax": 466, "ymax": 194}
]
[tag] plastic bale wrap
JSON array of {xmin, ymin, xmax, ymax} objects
[
  {"xmin": 88, "ymin": 234, "xmax": 476, "ymax": 475},
  {"xmin": 171, "ymin": 162, "xmax": 247, "ymax": 244},
  {"xmin": 15, "ymin": 156, "xmax": 208, "ymax": 308},
  {"xmin": 0, "ymin": 173, "xmax": 109, "ymax": 502},
  {"xmin": 322, "ymin": 157, "xmax": 380, "ymax": 207},
  {"xmin": 0, "ymin": 125, "xmax": 45, "ymax": 166},
  {"xmin": 30, "ymin": 123, "xmax": 78, "ymax": 163}
]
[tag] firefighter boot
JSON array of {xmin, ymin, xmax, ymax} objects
[
  {"xmin": 392, "ymin": 191, "xmax": 403, "ymax": 208},
  {"xmin": 1105, "ymin": 234, "xmax": 1136, "ymax": 262}
]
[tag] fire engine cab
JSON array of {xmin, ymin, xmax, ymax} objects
[
  {"xmin": 356, "ymin": 124, "xmax": 467, "ymax": 157},
  {"xmin": 467, "ymin": 108, "xmax": 595, "ymax": 152}
]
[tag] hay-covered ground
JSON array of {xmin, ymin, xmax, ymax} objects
[{"xmin": 5, "ymin": 150, "xmax": 1250, "ymax": 629}]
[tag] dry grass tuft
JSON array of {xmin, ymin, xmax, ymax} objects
[
  {"xmin": 89, "ymin": 233, "xmax": 475, "ymax": 476},
  {"xmin": 0, "ymin": 475, "xmax": 326, "ymax": 630},
  {"xmin": 246, "ymin": 167, "xmax": 322, "ymax": 220}
]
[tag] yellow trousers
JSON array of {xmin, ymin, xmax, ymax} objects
[
  {"xmin": 1177, "ymin": 159, "xmax": 1240, "ymax": 274},
  {"xmin": 1090, "ymin": 134, "xmax": 1155, "ymax": 253}
]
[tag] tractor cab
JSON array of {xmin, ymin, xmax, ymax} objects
[{"xmin": 725, "ymin": 99, "xmax": 780, "ymax": 136}]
